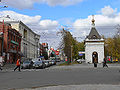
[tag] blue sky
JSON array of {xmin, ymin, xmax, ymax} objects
[
  {"xmin": 1, "ymin": 0, "xmax": 119, "ymax": 20},
  {"xmin": 1, "ymin": 0, "xmax": 120, "ymax": 48}
]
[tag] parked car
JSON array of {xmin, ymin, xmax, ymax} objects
[
  {"xmin": 21, "ymin": 60, "xmax": 33, "ymax": 69},
  {"xmin": 32, "ymin": 58, "xmax": 42, "ymax": 63},
  {"xmin": 43, "ymin": 60, "xmax": 50, "ymax": 67},
  {"xmin": 47, "ymin": 60, "xmax": 52, "ymax": 66},
  {"xmin": 33, "ymin": 60, "xmax": 46, "ymax": 69},
  {"xmin": 51, "ymin": 60, "xmax": 56, "ymax": 65},
  {"xmin": 76, "ymin": 59, "xmax": 85, "ymax": 64}
]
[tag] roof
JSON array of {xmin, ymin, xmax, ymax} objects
[{"xmin": 87, "ymin": 27, "xmax": 101, "ymax": 39}]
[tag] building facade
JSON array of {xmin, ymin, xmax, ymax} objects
[
  {"xmin": 0, "ymin": 16, "xmax": 40, "ymax": 60},
  {"xmin": 85, "ymin": 16, "xmax": 104, "ymax": 63},
  {"xmin": 0, "ymin": 22, "xmax": 22, "ymax": 63},
  {"xmin": 40, "ymin": 43, "xmax": 48, "ymax": 59},
  {"xmin": 0, "ymin": 36, "xmax": 2, "ymax": 56}
]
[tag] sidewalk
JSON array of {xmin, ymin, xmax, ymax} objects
[
  {"xmin": 17, "ymin": 84, "xmax": 120, "ymax": 90},
  {"xmin": 1, "ymin": 63, "xmax": 120, "ymax": 71},
  {"xmin": 49, "ymin": 63, "xmax": 120, "ymax": 70},
  {"xmin": 2, "ymin": 63, "xmax": 16, "ymax": 70}
]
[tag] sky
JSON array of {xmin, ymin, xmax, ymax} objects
[{"xmin": 0, "ymin": 0, "xmax": 120, "ymax": 49}]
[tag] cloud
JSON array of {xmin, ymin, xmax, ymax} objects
[
  {"xmin": 39, "ymin": 20, "xmax": 59, "ymax": 31},
  {"xmin": 2, "ymin": 0, "xmax": 35, "ymax": 9},
  {"xmin": 72, "ymin": 6, "xmax": 120, "ymax": 41},
  {"xmin": 0, "ymin": 10, "xmax": 59, "ymax": 32},
  {"xmin": 99, "ymin": 6, "xmax": 117, "ymax": 18},
  {"xmin": 43, "ymin": 0, "xmax": 83, "ymax": 6},
  {"xmin": 2, "ymin": 0, "xmax": 83, "ymax": 9},
  {"xmin": 0, "ymin": 10, "xmax": 41, "ymax": 24},
  {"xmin": 0, "ymin": 10, "xmax": 60, "ymax": 49}
]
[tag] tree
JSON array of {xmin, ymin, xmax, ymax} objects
[
  {"xmin": 105, "ymin": 26, "xmax": 120, "ymax": 60},
  {"xmin": 58, "ymin": 28, "xmax": 85, "ymax": 63}
]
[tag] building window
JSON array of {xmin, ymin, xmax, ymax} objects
[{"xmin": 24, "ymin": 29, "xmax": 27, "ymax": 39}]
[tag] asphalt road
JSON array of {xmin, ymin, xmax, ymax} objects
[{"xmin": 0, "ymin": 64, "xmax": 120, "ymax": 90}]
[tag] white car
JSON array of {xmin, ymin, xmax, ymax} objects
[
  {"xmin": 32, "ymin": 58, "xmax": 42, "ymax": 63},
  {"xmin": 77, "ymin": 59, "xmax": 85, "ymax": 63}
]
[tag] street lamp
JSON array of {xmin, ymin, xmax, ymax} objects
[
  {"xmin": 0, "ymin": 6, "xmax": 8, "ymax": 9},
  {"xmin": 3, "ymin": 6, "xmax": 8, "ymax": 8},
  {"xmin": 71, "ymin": 45, "xmax": 73, "ymax": 63},
  {"xmin": 0, "ymin": 0, "xmax": 8, "ymax": 8}
]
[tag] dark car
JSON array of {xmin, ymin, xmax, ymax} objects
[
  {"xmin": 33, "ymin": 60, "xmax": 46, "ymax": 69},
  {"xmin": 51, "ymin": 60, "xmax": 56, "ymax": 65},
  {"xmin": 21, "ymin": 61, "xmax": 33, "ymax": 69}
]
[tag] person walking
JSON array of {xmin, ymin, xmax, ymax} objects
[
  {"xmin": 94, "ymin": 58, "xmax": 97, "ymax": 67},
  {"xmin": 103, "ymin": 57, "xmax": 108, "ymax": 68},
  {"xmin": 14, "ymin": 59, "xmax": 21, "ymax": 71},
  {"xmin": 0, "ymin": 63, "xmax": 2, "ymax": 71}
]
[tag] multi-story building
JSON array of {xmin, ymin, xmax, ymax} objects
[
  {"xmin": 0, "ymin": 16, "xmax": 40, "ymax": 60},
  {"xmin": 40, "ymin": 43, "xmax": 48, "ymax": 59},
  {"xmin": 0, "ymin": 21, "xmax": 22, "ymax": 63}
]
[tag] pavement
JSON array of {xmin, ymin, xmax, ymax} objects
[
  {"xmin": 1, "ymin": 63, "xmax": 120, "ymax": 71},
  {"xmin": 1, "ymin": 63, "xmax": 120, "ymax": 90},
  {"xmin": 48, "ymin": 63, "xmax": 120, "ymax": 70},
  {"xmin": 1, "ymin": 63, "xmax": 16, "ymax": 71},
  {"xmin": 16, "ymin": 85, "xmax": 120, "ymax": 90}
]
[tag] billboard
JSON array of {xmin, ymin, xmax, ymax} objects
[{"xmin": 79, "ymin": 51, "xmax": 85, "ymax": 56}]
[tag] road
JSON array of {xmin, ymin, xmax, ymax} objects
[{"xmin": 0, "ymin": 64, "xmax": 120, "ymax": 90}]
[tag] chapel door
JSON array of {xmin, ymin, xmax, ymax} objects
[{"xmin": 92, "ymin": 52, "xmax": 98, "ymax": 63}]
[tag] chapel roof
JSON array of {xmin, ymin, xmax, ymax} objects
[{"xmin": 87, "ymin": 15, "xmax": 101, "ymax": 39}]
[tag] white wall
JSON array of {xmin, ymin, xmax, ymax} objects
[{"xmin": 85, "ymin": 42, "xmax": 104, "ymax": 63}]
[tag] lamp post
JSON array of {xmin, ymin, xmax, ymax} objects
[
  {"xmin": 0, "ymin": 0, "xmax": 8, "ymax": 8},
  {"xmin": 0, "ymin": 6, "xmax": 8, "ymax": 9},
  {"xmin": 71, "ymin": 45, "xmax": 73, "ymax": 63}
]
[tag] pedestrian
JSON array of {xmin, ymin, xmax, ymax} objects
[
  {"xmin": 14, "ymin": 59, "xmax": 21, "ymax": 71},
  {"xmin": 103, "ymin": 57, "xmax": 108, "ymax": 68},
  {"xmin": 94, "ymin": 58, "xmax": 97, "ymax": 67},
  {"xmin": 0, "ymin": 62, "xmax": 2, "ymax": 71}
]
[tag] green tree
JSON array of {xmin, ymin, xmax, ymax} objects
[
  {"xmin": 58, "ymin": 28, "xmax": 85, "ymax": 63},
  {"xmin": 105, "ymin": 29, "xmax": 120, "ymax": 60}
]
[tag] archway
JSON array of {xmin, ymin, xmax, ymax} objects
[{"xmin": 92, "ymin": 52, "xmax": 98, "ymax": 63}]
